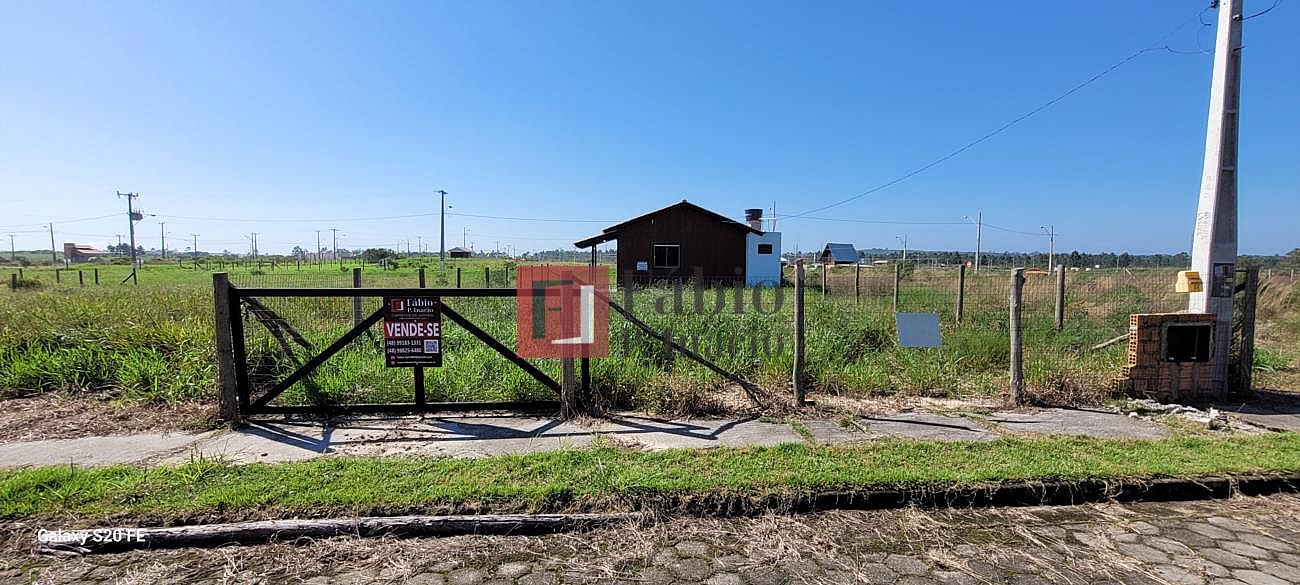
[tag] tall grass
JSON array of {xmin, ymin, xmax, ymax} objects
[{"xmin": 0, "ymin": 265, "xmax": 1240, "ymax": 409}]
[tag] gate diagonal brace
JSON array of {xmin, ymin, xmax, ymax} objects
[
  {"xmin": 251, "ymin": 306, "xmax": 387, "ymax": 410},
  {"xmin": 243, "ymin": 296, "xmax": 315, "ymax": 354},
  {"xmin": 605, "ymin": 297, "xmax": 765, "ymax": 409},
  {"xmin": 440, "ymin": 304, "xmax": 560, "ymax": 393}
]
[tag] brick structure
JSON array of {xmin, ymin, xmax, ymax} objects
[{"xmin": 1125, "ymin": 313, "xmax": 1216, "ymax": 401}]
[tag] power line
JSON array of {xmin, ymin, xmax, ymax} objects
[{"xmin": 784, "ymin": 8, "xmax": 1218, "ymax": 220}]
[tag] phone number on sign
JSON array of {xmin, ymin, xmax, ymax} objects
[{"xmin": 37, "ymin": 528, "xmax": 146, "ymax": 545}]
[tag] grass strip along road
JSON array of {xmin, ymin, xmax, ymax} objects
[{"xmin": 3, "ymin": 434, "xmax": 1299, "ymax": 524}]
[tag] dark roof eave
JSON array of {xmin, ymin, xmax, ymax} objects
[{"xmin": 574, "ymin": 232, "xmax": 617, "ymax": 248}]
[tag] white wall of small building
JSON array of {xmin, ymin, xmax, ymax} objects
[{"xmin": 745, "ymin": 232, "xmax": 782, "ymax": 287}]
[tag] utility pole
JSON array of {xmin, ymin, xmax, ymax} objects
[
  {"xmin": 896, "ymin": 234, "xmax": 908, "ymax": 263},
  {"xmin": 7, "ymin": 234, "xmax": 14, "ymax": 261},
  {"xmin": 1189, "ymin": 0, "xmax": 1245, "ymax": 398},
  {"xmin": 48, "ymin": 224, "xmax": 57, "ymax": 265},
  {"xmin": 437, "ymin": 189, "xmax": 448, "ymax": 271},
  {"xmin": 160, "ymin": 222, "xmax": 167, "ymax": 259},
  {"xmin": 315, "ymin": 230, "xmax": 322, "ymax": 265},
  {"xmin": 330, "ymin": 228, "xmax": 339, "ymax": 264},
  {"xmin": 117, "ymin": 191, "xmax": 140, "ymax": 284},
  {"xmin": 1041, "ymin": 225, "xmax": 1055, "ymax": 272},
  {"xmin": 249, "ymin": 232, "xmax": 259, "ymax": 261},
  {"xmin": 191, "ymin": 234, "xmax": 199, "ymax": 260},
  {"xmin": 463, "ymin": 227, "xmax": 468, "ymax": 248}
]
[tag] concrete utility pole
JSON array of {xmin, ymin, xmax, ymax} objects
[
  {"xmin": 160, "ymin": 222, "xmax": 167, "ymax": 259},
  {"xmin": 118, "ymin": 191, "xmax": 140, "ymax": 284},
  {"xmin": 437, "ymin": 190, "xmax": 449, "ymax": 271},
  {"xmin": 315, "ymin": 230, "xmax": 322, "ymax": 264},
  {"xmin": 896, "ymin": 234, "xmax": 908, "ymax": 263},
  {"xmin": 190, "ymin": 234, "xmax": 199, "ymax": 259},
  {"xmin": 7, "ymin": 234, "xmax": 14, "ymax": 261},
  {"xmin": 330, "ymin": 228, "xmax": 339, "ymax": 260},
  {"xmin": 1041, "ymin": 225, "xmax": 1055, "ymax": 272},
  {"xmin": 1189, "ymin": 0, "xmax": 1245, "ymax": 397},
  {"xmin": 48, "ymin": 224, "xmax": 57, "ymax": 265}
]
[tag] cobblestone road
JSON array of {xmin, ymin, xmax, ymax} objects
[{"xmin": 4, "ymin": 496, "xmax": 1298, "ymax": 584}]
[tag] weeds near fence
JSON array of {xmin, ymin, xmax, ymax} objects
[{"xmin": 2, "ymin": 263, "xmax": 1296, "ymax": 411}]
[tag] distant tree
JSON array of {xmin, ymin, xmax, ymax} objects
[
  {"xmin": 291, "ymin": 246, "xmax": 306, "ymax": 259},
  {"xmin": 361, "ymin": 248, "xmax": 398, "ymax": 264}
]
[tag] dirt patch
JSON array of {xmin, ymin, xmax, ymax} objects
[{"xmin": 0, "ymin": 395, "xmax": 216, "ymax": 442}]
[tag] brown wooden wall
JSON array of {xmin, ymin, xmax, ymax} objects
[{"xmin": 612, "ymin": 206, "xmax": 748, "ymax": 282}]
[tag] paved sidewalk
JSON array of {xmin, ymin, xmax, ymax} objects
[
  {"xmin": 0, "ymin": 407, "xmax": 1174, "ymax": 468},
  {"xmin": 5, "ymin": 496, "xmax": 1298, "ymax": 584}
]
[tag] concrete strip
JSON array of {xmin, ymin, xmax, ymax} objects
[
  {"xmin": 0, "ymin": 432, "xmax": 211, "ymax": 468},
  {"xmin": 586, "ymin": 416, "xmax": 803, "ymax": 450},
  {"xmin": 856, "ymin": 412, "xmax": 997, "ymax": 441},
  {"xmin": 987, "ymin": 408, "xmax": 1171, "ymax": 440}
]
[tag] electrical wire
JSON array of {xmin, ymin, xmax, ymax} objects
[
  {"xmin": 1242, "ymin": 0, "xmax": 1283, "ymax": 20},
  {"xmin": 784, "ymin": 8, "xmax": 1219, "ymax": 220}
]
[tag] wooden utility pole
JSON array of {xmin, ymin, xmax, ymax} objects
[
  {"xmin": 1009, "ymin": 268, "xmax": 1026, "ymax": 404},
  {"xmin": 793, "ymin": 259, "xmax": 806, "ymax": 407},
  {"xmin": 48, "ymin": 223, "xmax": 56, "ymax": 266},
  {"xmin": 1188, "ymin": 0, "xmax": 1244, "ymax": 399}
]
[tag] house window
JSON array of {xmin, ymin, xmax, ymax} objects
[
  {"xmin": 652, "ymin": 244, "xmax": 680, "ymax": 268},
  {"xmin": 757, "ymin": 244, "xmax": 773, "ymax": 255}
]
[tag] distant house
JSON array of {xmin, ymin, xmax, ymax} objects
[
  {"xmin": 574, "ymin": 200, "xmax": 782, "ymax": 286},
  {"xmin": 819, "ymin": 243, "xmax": 859, "ymax": 266},
  {"xmin": 62, "ymin": 243, "xmax": 107, "ymax": 263},
  {"xmin": 448, "ymin": 247, "xmax": 474, "ymax": 258}
]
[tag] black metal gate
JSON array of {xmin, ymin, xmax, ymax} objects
[{"xmin": 212, "ymin": 273, "xmax": 562, "ymax": 420}]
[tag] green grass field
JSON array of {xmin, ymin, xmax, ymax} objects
[
  {"xmin": 2, "ymin": 434, "xmax": 1298, "ymax": 522},
  {"xmin": 1, "ymin": 260, "xmax": 1296, "ymax": 410}
]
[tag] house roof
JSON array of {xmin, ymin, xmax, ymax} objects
[
  {"xmin": 574, "ymin": 200, "xmax": 761, "ymax": 248},
  {"xmin": 821, "ymin": 243, "xmax": 859, "ymax": 264},
  {"xmin": 448, "ymin": 247, "xmax": 473, "ymax": 253}
]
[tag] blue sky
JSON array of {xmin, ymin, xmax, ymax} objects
[{"xmin": 1, "ymin": 0, "xmax": 1296, "ymax": 256}]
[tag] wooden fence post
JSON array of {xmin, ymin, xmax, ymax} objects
[
  {"xmin": 821, "ymin": 264, "xmax": 827, "ymax": 298},
  {"xmin": 352, "ymin": 267, "xmax": 363, "ymax": 327},
  {"xmin": 456, "ymin": 267, "xmax": 462, "ymax": 288},
  {"xmin": 55, "ymin": 269, "xmax": 60, "ymax": 284},
  {"xmin": 1009, "ymin": 268, "xmax": 1026, "ymax": 404},
  {"xmin": 560, "ymin": 358, "xmax": 578, "ymax": 419},
  {"xmin": 9, "ymin": 273, "xmax": 16, "ymax": 292},
  {"xmin": 93, "ymin": 268, "xmax": 99, "ymax": 285},
  {"xmin": 484, "ymin": 266, "xmax": 491, "ymax": 288},
  {"xmin": 213, "ymin": 272, "xmax": 240, "ymax": 425},
  {"xmin": 1054, "ymin": 264, "xmax": 1066, "ymax": 331},
  {"xmin": 793, "ymin": 259, "xmax": 806, "ymax": 407},
  {"xmin": 78, "ymin": 270, "xmax": 84, "ymax": 287},
  {"xmin": 892, "ymin": 262, "xmax": 901, "ymax": 312},
  {"xmin": 17, "ymin": 268, "xmax": 22, "ymax": 280},
  {"xmin": 956, "ymin": 263, "xmax": 966, "ymax": 324},
  {"xmin": 1236, "ymin": 267, "xmax": 1259, "ymax": 394},
  {"xmin": 854, "ymin": 262, "xmax": 861, "ymax": 304}
]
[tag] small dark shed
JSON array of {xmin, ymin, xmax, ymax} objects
[
  {"xmin": 820, "ymin": 243, "xmax": 859, "ymax": 265},
  {"xmin": 575, "ymin": 200, "xmax": 761, "ymax": 282},
  {"xmin": 448, "ymin": 246, "xmax": 474, "ymax": 258}
]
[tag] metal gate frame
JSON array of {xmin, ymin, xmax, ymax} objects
[{"xmin": 212, "ymin": 273, "xmax": 561, "ymax": 421}]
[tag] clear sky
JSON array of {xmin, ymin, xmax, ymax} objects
[{"xmin": 1, "ymin": 0, "xmax": 1296, "ymax": 256}]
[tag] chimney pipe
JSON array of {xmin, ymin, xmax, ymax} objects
[{"xmin": 744, "ymin": 208, "xmax": 763, "ymax": 231}]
